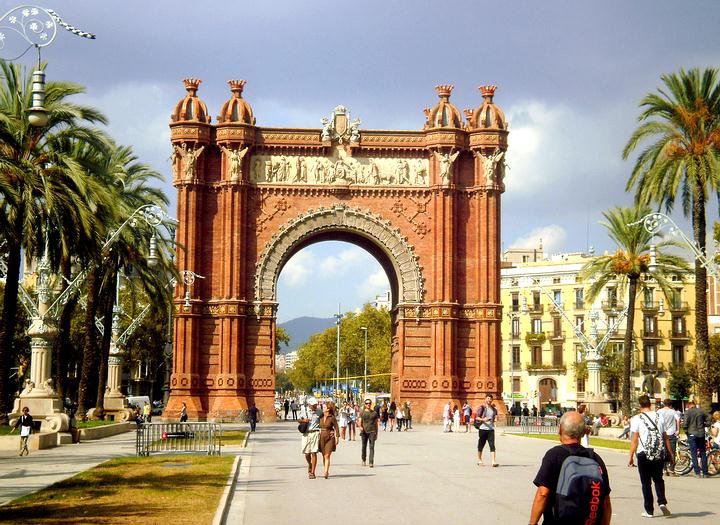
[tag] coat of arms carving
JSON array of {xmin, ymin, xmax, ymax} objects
[{"xmin": 321, "ymin": 105, "xmax": 361, "ymax": 144}]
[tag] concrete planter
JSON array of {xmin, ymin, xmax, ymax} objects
[
  {"xmin": 78, "ymin": 422, "xmax": 135, "ymax": 441},
  {"xmin": 0, "ymin": 432, "xmax": 57, "ymax": 451}
]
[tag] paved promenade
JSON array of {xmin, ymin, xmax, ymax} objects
[{"xmin": 228, "ymin": 422, "xmax": 716, "ymax": 525}]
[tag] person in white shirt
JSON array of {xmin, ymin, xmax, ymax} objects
[
  {"xmin": 711, "ymin": 411, "xmax": 720, "ymax": 450},
  {"xmin": 628, "ymin": 395, "xmax": 674, "ymax": 518},
  {"xmin": 443, "ymin": 401, "xmax": 451, "ymax": 432},
  {"xmin": 657, "ymin": 399, "xmax": 680, "ymax": 475}
]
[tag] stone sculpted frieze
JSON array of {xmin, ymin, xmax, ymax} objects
[{"xmin": 250, "ymin": 147, "xmax": 429, "ymax": 187}]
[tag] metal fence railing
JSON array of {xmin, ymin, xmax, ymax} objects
[
  {"xmin": 499, "ymin": 415, "xmax": 560, "ymax": 434},
  {"xmin": 135, "ymin": 422, "xmax": 222, "ymax": 456}
]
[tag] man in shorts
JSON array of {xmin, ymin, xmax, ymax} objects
[
  {"xmin": 300, "ymin": 398, "xmax": 321, "ymax": 479},
  {"xmin": 476, "ymin": 394, "xmax": 498, "ymax": 467}
]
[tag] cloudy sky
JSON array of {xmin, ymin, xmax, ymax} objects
[{"xmin": 10, "ymin": 1, "xmax": 718, "ymax": 321}]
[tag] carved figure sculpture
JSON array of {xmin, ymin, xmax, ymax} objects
[
  {"xmin": 172, "ymin": 143, "xmax": 205, "ymax": 180},
  {"xmin": 434, "ymin": 150, "xmax": 459, "ymax": 186},
  {"xmin": 395, "ymin": 159, "xmax": 410, "ymax": 185},
  {"xmin": 482, "ymin": 149, "xmax": 506, "ymax": 184},
  {"xmin": 321, "ymin": 117, "xmax": 332, "ymax": 141},
  {"xmin": 294, "ymin": 157, "xmax": 308, "ymax": 182},
  {"xmin": 265, "ymin": 160, "xmax": 275, "ymax": 182},
  {"xmin": 311, "ymin": 158, "xmax": 324, "ymax": 183},
  {"xmin": 220, "ymin": 145, "xmax": 249, "ymax": 181},
  {"xmin": 367, "ymin": 159, "xmax": 381, "ymax": 185},
  {"xmin": 349, "ymin": 118, "xmax": 361, "ymax": 142},
  {"xmin": 253, "ymin": 159, "xmax": 262, "ymax": 182},
  {"xmin": 415, "ymin": 159, "xmax": 428, "ymax": 185}
]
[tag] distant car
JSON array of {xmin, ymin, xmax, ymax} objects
[{"xmin": 152, "ymin": 401, "xmax": 164, "ymax": 416}]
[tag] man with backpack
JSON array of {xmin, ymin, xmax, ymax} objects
[
  {"xmin": 475, "ymin": 394, "xmax": 499, "ymax": 467},
  {"xmin": 529, "ymin": 410, "xmax": 611, "ymax": 525},
  {"xmin": 628, "ymin": 395, "xmax": 674, "ymax": 518}
]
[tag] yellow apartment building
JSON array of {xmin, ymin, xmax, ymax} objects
[{"xmin": 500, "ymin": 250, "xmax": 696, "ymax": 411}]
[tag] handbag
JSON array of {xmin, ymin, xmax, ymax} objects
[{"xmin": 298, "ymin": 421, "xmax": 309, "ymax": 434}]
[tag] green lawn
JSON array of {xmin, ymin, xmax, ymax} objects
[
  {"xmin": 77, "ymin": 419, "xmax": 123, "ymax": 428},
  {"xmin": 508, "ymin": 432, "xmax": 632, "ymax": 451},
  {"xmin": 2, "ymin": 455, "xmax": 235, "ymax": 524},
  {"xmin": 220, "ymin": 430, "xmax": 247, "ymax": 446},
  {"xmin": 0, "ymin": 425, "xmax": 15, "ymax": 435}
]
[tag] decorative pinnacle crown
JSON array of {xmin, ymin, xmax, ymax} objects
[
  {"xmin": 183, "ymin": 78, "xmax": 202, "ymax": 95},
  {"xmin": 228, "ymin": 79, "xmax": 246, "ymax": 97},
  {"xmin": 480, "ymin": 84, "xmax": 497, "ymax": 100},
  {"xmin": 435, "ymin": 84, "xmax": 454, "ymax": 99}
]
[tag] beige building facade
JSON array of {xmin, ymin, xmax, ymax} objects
[{"xmin": 500, "ymin": 251, "xmax": 696, "ymax": 410}]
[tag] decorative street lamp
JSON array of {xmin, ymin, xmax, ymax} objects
[
  {"xmin": 4, "ymin": 204, "xmax": 175, "ymax": 430},
  {"xmin": 180, "ymin": 270, "xmax": 205, "ymax": 309},
  {"xmin": 360, "ymin": 326, "xmax": 368, "ymax": 395},
  {"xmin": 334, "ymin": 305, "xmax": 342, "ymax": 400},
  {"xmin": 0, "ymin": 5, "xmax": 95, "ymax": 126},
  {"xmin": 636, "ymin": 212, "xmax": 720, "ymax": 280}
]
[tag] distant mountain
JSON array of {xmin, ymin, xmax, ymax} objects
[{"xmin": 278, "ymin": 316, "xmax": 335, "ymax": 354}]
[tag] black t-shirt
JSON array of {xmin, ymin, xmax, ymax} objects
[
  {"xmin": 248, "ymin": 406, "xmax": 259, "ymax": 421},
  {"xmin": 533, "ymin": 444, "xmax": 611, "ymax": 525},
  {"xmin": 360, "ymin": 408, "xmax": 379, "ymax": 433}
]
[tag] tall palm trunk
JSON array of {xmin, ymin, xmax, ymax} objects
[
  {"xmin": 77, "ymin": 266, "xmax": 102, "ymax": 420},
  {"xmin": 53, "ymin": 256, "xmax": 73, "ymax": 402},
  {"xmin": 0, "ymin": 241, "xmax": 22, "ymax": 423},
  {"xmin": 622, "ymin": 277, "xmax": 639, "ymax": 416},
  {"xmin": 693, "ymin": 189, "xmax": 710, "ymax": 409},
  {"xmin": 95, "ymin": 278, "xmax": 115, "ymax": 419}
]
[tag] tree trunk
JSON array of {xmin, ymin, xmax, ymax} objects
[
  {"xmin": 95, "ymin": 274, "xmax": 116, "ymax": 420},
  {"xmin": 53, "ymin": 256, "xmax": 73, "ymax": 402},
  {"xmin": 622, "ymin": 277, "xmax": 638, "ymax": 416},
  {"xmin": 76, "ymin": 267, "xmax": 102, "ymax": 420},
  {"xmin": 0, "ymin": 242, "xmax": 22, "ymax": 423},
  {"xmin": 692, "ymin": 189, "xmax": 711, "ymax": 410}
]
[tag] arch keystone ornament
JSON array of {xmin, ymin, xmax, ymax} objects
[{"xmin": 166, "ymin": 80, "xmax": 508, "ymax": 422}]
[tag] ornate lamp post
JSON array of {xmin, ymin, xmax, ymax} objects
[
  {"xmin": 360, "ymin": 326, "xmax": 368, "ymax": 396},
  {"xmin": 334, "ymin": 305, "xmax": 342, "ymax": 400},
  {"xmin": 0, "ymin": 5, "xmax": 95, "ymax": 126},
  {"xmin": 6, "ymin": 205, "xmax": 174, "ymax": 429}
]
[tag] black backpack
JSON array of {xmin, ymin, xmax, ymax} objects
[
  {"xmin": 554, "ymin": 446, "xmax": 607, "ymax": 525},
  {"xmin": 639, "ymin": 412, "xmax": 664, "ymax": 461}
]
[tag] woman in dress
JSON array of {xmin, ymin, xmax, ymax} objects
[
  {"xmin": 452, "ymin": 404, "xmax": 461, "ymax": 433},
  {"xmin": 388, "ymin": 401, "xmax": 397, "ymax": 432},
  {"xmin": 339, "ymin": 402, "xmax": 349, "ymax": 440},
  {"xmin": 319, "ymin": 401, "xmax": 340, "ymax": 478}
]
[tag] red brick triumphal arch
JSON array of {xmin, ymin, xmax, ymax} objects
[{"xmin": 165, "ymin": 79, "xmax": 509, "ymax": 422}]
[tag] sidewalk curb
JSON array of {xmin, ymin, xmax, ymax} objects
[{"xmin": 212, "ymin": 454, "xmax": 242, "ymax": 525}]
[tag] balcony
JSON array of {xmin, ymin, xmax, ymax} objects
[
  {"xmin": 642, "ymin": 330, "xmax": 663, "ymax": 340},
  {"xmin": 641, "ymin": 301, "xmax": 660, "ymax": 312},
  {"xmin": 601, "ymin": 301, "xmax": 624, "ymax": 312},
  {"xmin": 549, "ymin": 331, "xmax": 566, "ymax": 342},
  {"xmin": 640, "ymin": 362, "xmax": 666, "ymax": 374},
  {"xmin": 550, "ymin": 302, "xmax": 565, "ymax": 314},
  {"xmin": 526, "ymin": 363, "xmax": 567, "ymax": 373},
  {"xmin": 669, "ymin": 301, "xmax": 690, "ymax": 313},
  {"xmin": 509, "ymin": 330, "xmax": 522, "ymax": 340},
  {"xmin": 525, "ymin": 332, "xmax": 547, "ymax": 345},
  {"xmin": 670, "ymin": 330, "xmax": 691, "ymax": 341},
  {"xmin": 528, "ymin": 303, "xmax": 544, "ymax": 314}
]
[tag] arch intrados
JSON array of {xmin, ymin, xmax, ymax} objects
[{"xmin": 277, "ymin": 232, "xmax": 400, "ymax": 309}]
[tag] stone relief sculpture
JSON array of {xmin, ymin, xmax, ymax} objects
[
  {"xmin": 250, "ymin": 153, "xmax": 430, "ymax": 187},
  {"xmin": 172, "ymin": 143, "xmax": 206, "ymax": 180},
  {"xmin": 220, "ymin": 145, "xmax": 249, "ymax": 181},
  {"xmin": 434, "ymin": 150, "xmax": 460, "ymax": 186},
  {"xmin": 481, "ymin": 149, "xmax": 506, "ymax": 184}
]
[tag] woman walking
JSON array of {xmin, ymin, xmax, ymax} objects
[
  {"xmin": 319, "ymin": 401, "xmax": 340, "ymax": 478},
  {"xmin": 347, "ymin": 402, "xmax": 357, "ymax": 440},
  {"xmin": 396, "ymin": 403, "xmax": 405, "ymax": 431},
  {"xmin": 388, "ymin": 401, "xmax": 397, "ymax": 432},
  {"xmin": 339, "ymin": 402, "xmax": 349, "ymax": 440},
  {"xmin": 452, "ymin": 404, "xmax": 461, "ymax": 433}
]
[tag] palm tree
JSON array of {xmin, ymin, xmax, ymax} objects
[
  {"xmin": 624, "ymin": 67, "xmax": 720, "ymax": 408},
  {"xmin": 580, "ymin": 205, "xmax": 690, "ymax": 416},
  {"xmin": 0, "ymin": 61, "xmax": 108, "ymax": 422}
]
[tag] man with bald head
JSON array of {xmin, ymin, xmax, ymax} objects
[{"xmin": 529, "ymin": 410, "xmax": 612, "ymax": 525}]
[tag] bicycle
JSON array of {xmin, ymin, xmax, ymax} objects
[{"xmin": 674, "ymin": 436, "xmax": 720, "ymax": 476}]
